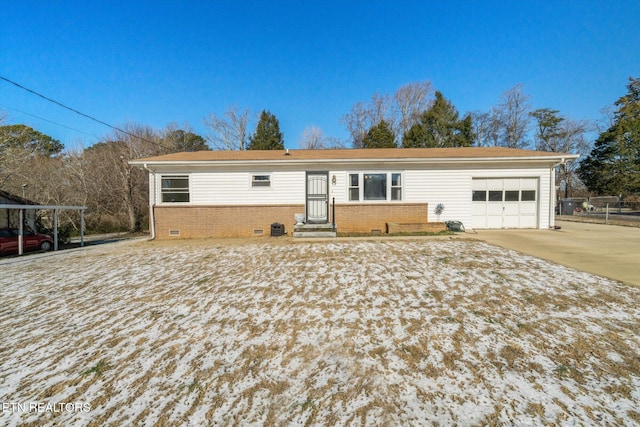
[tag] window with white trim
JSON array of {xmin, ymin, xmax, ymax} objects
[
  {"xmin": 391, "ymin": 173, "xmax": 402, "ymax": 201},
  {"xmin": 364, "ymin": 173, "xmax": 386, "ymax": 200},
  {"xmin": 161, "ymin": 176, "xmax": 189, "ymax": 203},
  {"xmin": 349, "ymin": 174, "xmax": 359, "ymax": 201},
  {"xmin": 348, "ymin": 172, "xmax": 403, "ymax": 201},
  {"xmin": 252, "ymin": 174, "xmax": 271, "ymax": 187}
]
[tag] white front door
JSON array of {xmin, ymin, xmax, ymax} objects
[{"xmin": 306, "ymin": 172, "xmax": 329, "ymax": 223}]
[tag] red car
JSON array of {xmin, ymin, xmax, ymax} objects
[{"xmin": 0, "ymin": 228, "xmax": 54, "ymax": 255}]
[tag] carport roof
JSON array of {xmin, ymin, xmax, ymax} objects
[{"xmin": 0, "ymin": 204, "xmax": 86, "ymax": 210}]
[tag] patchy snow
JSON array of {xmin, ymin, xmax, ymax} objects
[{"xmin": 1, "ymin": 238, "xmax": 639, "ymax": 426}]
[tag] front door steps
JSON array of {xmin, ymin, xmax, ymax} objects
[{"xmin": 293, "ymin": 223, "xmax": 337, "ymax": 238}]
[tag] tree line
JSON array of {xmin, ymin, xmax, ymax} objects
[
  {"xmin": 1, "ymin": 77, "xmax": 638, "ymax": 234},
  {"xmin": 0, "ymin": 109, "xmax": 286, "ymax": 234}
]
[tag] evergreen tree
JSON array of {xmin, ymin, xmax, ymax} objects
[
  {"xmin": 578, "ymin": 77, "xmax": 640, "ymax": 196},
  {"xmin": 162, "ymin": 129, "xmax": 209, "ymax": 152},
  {"xmin": 362, "ymin": 120, "xmax": 396, "ymax": 148},
  {"xmin": 248, "ymin": 110, "xmax": 284, "ymax": 150},
  {"xmin": 402, "ymin": 91, "xmax": 473, "ymax": 148},
  {"xmin": 0, "ymin": 124, "xmax": 63, "ymax": 157}
]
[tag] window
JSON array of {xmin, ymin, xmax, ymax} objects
[
  {"xmin": 391, "ymin": 173, "xmax": 402, "ymax": 201},
  {"xmin": 349, "ymin": 174, "xmax": 359, "ymax": 201},
  {"xmin": 521, "ymin": 190, "xmax": 536, "ymax": 201},
  {"xmin": 161, "ymin": 176, "xmax": 189, "ymax": 203},
  {"xmin": 348, "ymin": 172, "xmax": 403, "ymax": 201},
  {"xmin": 488, "ymin": 190, "xmax": 503, "ymax": 202},
  {"xmin": 252, "ymin": 175, "xmax": 271, "ymax": 187},
  {"xmin": 505, "ymin": 190, "xmax": 519, "ymax": 202},
  {"xmin": 364, "ymin": 174, "xmax": 387, "ymax": 200},
  {"xmin": 472, "ymin": 190, "xmax": 487, "ymax": 202}
]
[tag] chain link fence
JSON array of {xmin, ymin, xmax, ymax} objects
[{"xmin": 557, "ymin": 196, "xmax": 640, "ymax": 225}]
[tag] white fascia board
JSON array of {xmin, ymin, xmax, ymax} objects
[{"xmin": 130, "ymin": 154, "xmax": 580, "ymax": 170}]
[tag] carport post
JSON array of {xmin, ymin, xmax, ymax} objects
[
  {"xmin": 18, "ymin": 209, "xmax": 24, "ymax": 255},
  {"xmin": 80, "ymin": 210, "xmax": 85, "ymax": 247},
  {"xmin": 53, "ymin": 209, "xmax": 58, "ymax": 251}
]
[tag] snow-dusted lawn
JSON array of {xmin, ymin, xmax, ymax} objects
[{"xmin": 1, "ymin": 238, "xmax": 639, "ymax": 426}]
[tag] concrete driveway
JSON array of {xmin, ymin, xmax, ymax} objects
[{"xmin": 472, "ymin": 220, "xmax": 640, "ymax": 287}]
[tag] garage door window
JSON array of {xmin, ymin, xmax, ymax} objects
[
  {"xmin": 522, "ymin": 190, "xmax": 536, "ymax": 201},
  {"xmin": 472, "ymin": 190, "xmax": 486, "ymax": 201},
  {"xmin": 489, "ymin": 191, "xmax": 503, "ymax": 202},
  {"xmin": 505, "ymin": 190, "xmax": 519, "ymax": 202}
]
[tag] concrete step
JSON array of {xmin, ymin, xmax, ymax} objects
[
  {"xmin": 293, "ymin": 223, "xmax": 337, "ymax": 238},
  {"xmin": 292, "ymin": 231, "xmax": 337, "ymax": 238}
]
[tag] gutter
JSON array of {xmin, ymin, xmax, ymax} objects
[
  {"xmin": 143, "ymin": 163, "xmax": 156, "ymax": 240},
  {"xmin": 549, "ymin": 157, "xmax": 567, "ymax": 229},
  {"xmin": 130, "ymin": 154, "xmax": 580, "ymax": 169}
]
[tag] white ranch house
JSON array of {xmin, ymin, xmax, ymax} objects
[{"xmin": 130, "ymin": 147, "xmax": 577, "ymax": 238}]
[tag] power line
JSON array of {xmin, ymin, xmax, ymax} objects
[
  {"xmin": 0, "ymin": 75, "xmax": 161, "ymax": 147},
  {"xmin": 0, "ymin": 103, "xmax": 101, "ymax": 140}
]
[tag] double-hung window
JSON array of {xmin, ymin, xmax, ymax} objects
[
  {"xmin": 348, "ymin": 174, "xmax": 359, "ymax": 201},
  {"xmin": 391, "ymin": 173, "xmax": 402, "ymax": 201},
  {"xmin": 161, "ymin": 176, "xmax": 189, "ymax": 203}
]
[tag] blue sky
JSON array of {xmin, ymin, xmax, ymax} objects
[{"xmin": 1, "ymin": 0, "xmax": 638, "ymax": 149}]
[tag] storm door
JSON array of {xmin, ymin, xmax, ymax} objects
[{"xmin": 306, "ymin": 172, "xmax": 329, "ymax": 223}]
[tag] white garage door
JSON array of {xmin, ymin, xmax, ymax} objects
[{"xmin": 471, "ymin": 178, "xmax": 538, "ymax": 229}]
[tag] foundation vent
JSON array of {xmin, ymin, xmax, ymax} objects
[
  {"xmin": 169, "ymin": 229, "xmax": 181, "ymax": 237},
  {"xmin": 253, "ymin": 229, "xmax": 264, "ymax": 236}
]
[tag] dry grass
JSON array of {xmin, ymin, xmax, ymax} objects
[{"xmin": 1, "ymin": 237, "xmax": 639, "ymax": 426}]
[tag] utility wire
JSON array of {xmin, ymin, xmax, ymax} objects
[
  {"xmin": 0, "ymin": 75, "xmax": 162, "ymax": 147},
  {"xmin": 0, "ymin": 103, "xmax": 101, "ymax": 140}
]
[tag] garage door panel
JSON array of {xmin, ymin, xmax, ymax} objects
[
  {"xmin": 520, "ymin": 201, "xmax": 537, "ymax": 215},
  {"xmin": 471, "ymin": 178, "xmax": 539, "ymax": 229}
]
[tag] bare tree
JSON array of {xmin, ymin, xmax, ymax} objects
[
  {"xmin": 495, "ymin": 84, "xmax": 532, "ymax": 148},
  {"xmin": 342, "ymin": 81, "xmax": 434, "ymax": 147},
  {"xmin": 393, "ymin": 81, "xmax": 433, "ymax": 138},
  {"xmin": 558, "ymin": 118, "xmax": 592, "ymax": 197},
  {"xmin": 298, "ymin": 127, "xmax": 346, "ymax": 149},
  {"xmin": 83, "ymin": 123, "xmax": 161, "ymax": 232},
  {"xmin": 341, "ymin": 102, "xmax": 371, "ymax": 148},
  {"xmin": 299, "ymin": 126, "xmax": 326, "ymax": 149},
  {"xmin": 471, "ymin": 110, "xmax": 502, "ymax": 147},
  {"xmin": 530, "ymin": 108, "xmax": 592, "ymax": 197},
  {"xmin": 370, "ymin": 93, "xmax": 394, "ymax": 128},
  {"xmin": 203, "ymin": 105, "xmax": 251, "ymax": 150}
]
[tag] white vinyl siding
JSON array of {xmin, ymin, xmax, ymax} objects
[
  {"xmin": 152, "ymin": 164, "xmax": 553, "ymax": 230},
  {"xmin": 189, "ymin": 171, "xmax": 305, "ymax": 205},
  {"xmin": 403, "ymin": 169, "xmax": 469, "ymax": 225}
]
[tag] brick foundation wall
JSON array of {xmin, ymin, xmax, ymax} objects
[
  {"xmin": 334, "ymin": 203, "xmax": 429, "ymax": 233},
  {"xmin": 154, "ymin": 202, "xmax": 431, "ymax": 238},
  {"xmin": 387, "ymin": 222, "xmax": 447, "ymax": 233},
  {"xmin": 154, "ymin": 205, "xmax": 304, "ymax": 238}
]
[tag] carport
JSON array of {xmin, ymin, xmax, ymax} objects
[{"xmin": 1, "ymin": 204, "xmax": 87, "ymax": 255}]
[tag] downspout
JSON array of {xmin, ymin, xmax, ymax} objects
[
  {"xmin": 143, "ymin": 163, "xmax": 156, "ymax": 240},
  {"xmin": 550, "ymin": 158, "xmax": 565, "ymax": 229}
]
